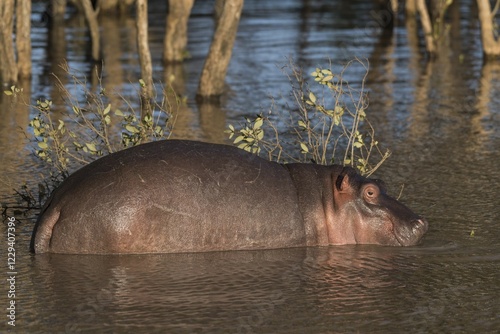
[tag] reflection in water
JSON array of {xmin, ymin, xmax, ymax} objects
[
  {"xmin": 163, "ymin": 62, "xmax": 201, "ymax": 141},
  {"xmin": 29, "ymin": 248, "xmax": 315, "ymax": 332},
  {"xmin": 475, "ymin": 61, "xmax": 500, "ymax": 146},
  {"xmin": 100, "ymin": 14, "xmax": 127, "ymax": 109},
  {"xmin": 26, "ymin": 245, "xmax": 500, "ymax": 333},
  {"xmin": 1, "ymin": 0, "xmax": 500, "ymax": 333},
  {"xmin": 0, "ymin": 79, "xmax": 32, "ymax": 205}
]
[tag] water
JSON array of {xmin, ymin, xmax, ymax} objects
[
  {"xmin": 16, "ymin": 246, "xmax": 500, "ymax": 333},
  {"xmin": 1, "ymin": 0, "xmax": 500, "ymax": 332}
]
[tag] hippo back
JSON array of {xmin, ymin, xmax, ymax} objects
[{"xmin": 34, "ymin": 140, "xmax": 307, "ymax": 253}]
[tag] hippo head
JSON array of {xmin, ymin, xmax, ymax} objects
[{"xmin": 333, "ymin": 167, "xmax": 428, "ymax": 246}]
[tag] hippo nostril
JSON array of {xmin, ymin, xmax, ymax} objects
[{"xmin": 413, "ymin": 218, "xmax": 428, "ymax": 233}]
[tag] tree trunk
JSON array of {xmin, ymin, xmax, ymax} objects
[
  {"xmin": 416, "ymin": 0, "xmax": 435, "ymax": 56},
  {"xmin": 98, "ymin": 0, "xmax": 119, "ymax": 13},
  {"xmin": 431, "ymin": 0, "xmax": 453, "ymax": 42},
  {"xmin": 16, "ymin": 0, "xmax": 32, "ymax": 80},
  {"xmin": 406, "ymin": 0, "xmax": 417, "ymax": 17},
  {"xmin": 47, "ymin": 21, "xmax": 68, "ymax": 113},
  {"xmin": 390, "ymin": 0, "xmax": 398, "ymax": 16},
  {"xmin": 0, "ymin": 0, "xmax": 18, "ymax": 84},
  {"xmin": 197, "ymin": 0, "xmax": 244, "ymax": 99},
  {"xmin": 119, "ymin": 0, "xmax": 136, "ymax": 15},
  {"xmin": 477, "ymin": 0, "xmax": 500, "ymax": 58},
  {"xmin": 51, "ymin": 0, "xmax": 67, "ymax": 23},
  {"xmin": 81, "ymin": 0, "xmax": 101, "ymax": 61},
  {"xmin": 163, "ymin": 0, "xmax": 195, "ymax": 63},
  {"xmin": 136, "ymin": 0, "xmax": 153, "ymax": 115},
  {"xmin": 101, "ymin": 13, "xmax": 124, "ymax": 108}
]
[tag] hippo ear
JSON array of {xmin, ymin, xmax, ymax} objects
[{"xmin": 335, "ymin": 174, "xmax": 351, "ymax": 193}]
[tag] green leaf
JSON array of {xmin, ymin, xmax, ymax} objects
[
  {"xmin": 126, "ymin": 125, "xmax": 139, "ymax": 133},
  {"xmin": 85, "ymin": 142, "xmax": 97, "ymax": 152},
  {"xmin": 358, "ymin": 109, "xmax": 366, "ymax": 118},
  {"xmin": 4, "ymin": 90, "xmax": 12, "ymax": 96},
  {"xmin": 234, "ymin": 135, "xmax": 244, "ymax": 144},
  {"xmin": 58, "ymin": 120, "xmax": 65, "ymax": 130},
  {"xmin": 114, "ymin": 109, "xmax": 124, "ymax": 117},
  {"xmin": 39, "ymin": 101, "xmax": 50, "ymax": 109},
  {"xmin": 38, "ymin": 142, "xmax": 48, "ymax": 149},
  {"xmin": 104, "ymin": 115, "xmax": 111, "ymax": 125},
  {"xmin": 103, "ymin": 104, "xmax": 111, "ymax": 115},
  {"xmin": 298, "ymin": 120, "xmax": 307, "ymax": 129},
  {"xmin": 309, "ymin": 92, "xmax": 317, "ymax": 104},
  {"xmin": 253, "ymin": 118, "xmax": 263, "ymax": 129},
  {"xmin": 300, "ymin": 142, "xmax": 309, "ymax": 153}
]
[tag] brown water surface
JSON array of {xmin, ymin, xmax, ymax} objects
[{"xmin": 1, "ymin": 1, "xmax": 499, "ymax": 332}]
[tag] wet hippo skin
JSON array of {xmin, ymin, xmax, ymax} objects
[{"xmin": 30, "ymin": 140, "xmax": 428, "ymax": 254}]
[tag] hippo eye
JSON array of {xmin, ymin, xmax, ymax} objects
[{"xmin": 363, "ymin": 184, "xmax": 380, "ymax": 203}]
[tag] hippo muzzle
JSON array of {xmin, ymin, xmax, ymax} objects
[{"xmin": 394, "ymin": 217, "xmax": 429, "ymax": 246}]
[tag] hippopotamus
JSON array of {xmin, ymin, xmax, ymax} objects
[{"xmin": 30, "ymin": 140, "xmax": 428, "ymax": 254}]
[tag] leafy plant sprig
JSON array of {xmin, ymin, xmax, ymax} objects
[
  {"xmin": 3, "ymin": 62, "xmax": 180, "ymax": 212},
  {"xmin": 227, "ymin": 58, "xmax": 390, "ymax": 176}
]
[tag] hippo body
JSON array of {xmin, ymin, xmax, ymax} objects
[{"xmin": 31, "ymin": 140, "xmax": 427, "ymax": 254}]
